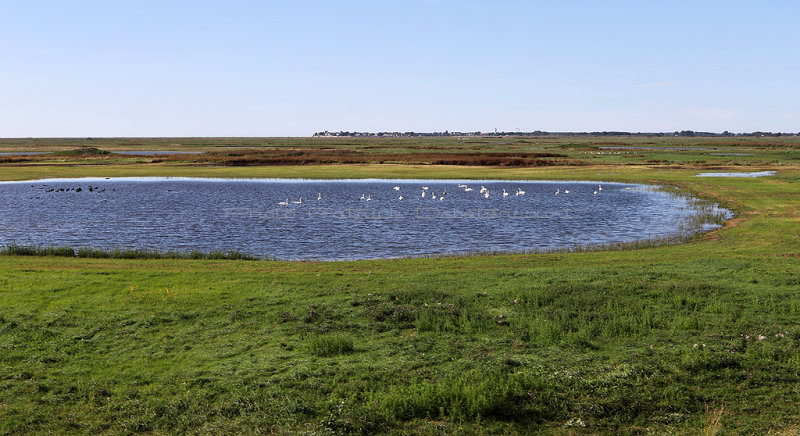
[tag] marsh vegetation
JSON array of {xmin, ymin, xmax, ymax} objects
[{"xmin": 0, "ymin": 136, "xmax": 798, "ymax": 434}]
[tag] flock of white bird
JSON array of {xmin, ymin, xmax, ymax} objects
[{"xmin": 277, "ymin": 183, "xmax": 613, "ymax": 206}]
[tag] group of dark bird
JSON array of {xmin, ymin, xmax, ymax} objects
[{"xmin": 27, "ymin": 184, "xmax": 111, "ymax": 199}]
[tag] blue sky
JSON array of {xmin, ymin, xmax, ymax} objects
[{"xmin": 1, "ymin": 0, "xmax": 798, "ymax": 136}]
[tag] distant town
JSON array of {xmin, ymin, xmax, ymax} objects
[{"xmin": 314, "ymin": 130, "xmax": 798, "ymax": 138}]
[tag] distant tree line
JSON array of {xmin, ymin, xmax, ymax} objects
[{"xmin": 313, "ymin": 130, "xmax": 799, "ymax": 138}]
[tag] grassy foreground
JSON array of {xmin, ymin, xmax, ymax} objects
[{"xmin": 1, "ymin": 140, "xmax": 799, "ymax": 434}]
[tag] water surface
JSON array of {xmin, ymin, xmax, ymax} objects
[
  {"xmin": 0, "ymin": 178, "xmax": 727, "ymax": 260},
  {"xmin": 696, "ymin": 171, "xmax": 776, "ymax": 177}
]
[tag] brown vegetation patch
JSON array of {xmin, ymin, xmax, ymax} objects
[
  {"xmin": 0, "ymin": 157, "xmax": 32, "ymax": 164},
  {"xmin": 704, "ymin": 211, "xmax": 759, "ymax": 240},
  {"xmin": 152, "ymin": 149, "xmax": 583, "ymax": 167}
]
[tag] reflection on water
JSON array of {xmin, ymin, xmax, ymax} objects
[{"xmin": 0, "ymin": 178, "xmax": 729, "ymax": 260}]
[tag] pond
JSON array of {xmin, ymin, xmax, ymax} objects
[
  {"xmin": 0, "ymin": 178, "xmax": 730, "ymax": 261},
  {"xmin": 695, "ymin": 171, "xmax": 776, "ymax": 177}
]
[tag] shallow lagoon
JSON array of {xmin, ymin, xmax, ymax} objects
[
  {"xmin": 695, "ymin": 171, "xmax": 776, "ymax": 177},
  {"xmin": 0, "ymin": 178, "xmax": 729, "ymax": 260}
]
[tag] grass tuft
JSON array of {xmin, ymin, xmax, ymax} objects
[{"xmin": 1, "ymin": 244, "xmax": 259, "ymax": 260}]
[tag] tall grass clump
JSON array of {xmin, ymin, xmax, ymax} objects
[
  {"xmin": 369, "ymin": 370, "xmax": 557, "ymax": 422},
  {"xmin": 1, "ymin": 244, "xmax": 258, "ymax": 260},
  {"xmin": 309, "ymin": 334, "xmax": 355, "ymax": 357},
  {"xmin": 0, "ymin": 244, "xmax": 76, "ymax": 257}
]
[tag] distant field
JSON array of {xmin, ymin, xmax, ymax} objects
[
  {"xmin": 1, "ymin": 135, "xmax": 798, "ymax": 169},
  {"xmin": 1, "ymin": 137, "xmax": 799, "ymax": 434}
]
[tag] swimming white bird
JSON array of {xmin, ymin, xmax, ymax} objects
[
  {"xmin": 479, "ymin": 185, "xmax": 487, "ymax": 194},
  {"xmin": 278, "ymin": 198, "xmax": 289, "ymax": 206},
  {"xmin": 422, "ymin": 186, "xmax": 429, "ymax": 190},
  {"xmin": 317, "ymin": 192, "xmax": 322, "ymax": 201},
  {"xmin": 393, "ymin": 186, "xmax": 400, "ymax": 191},
  {"xmin": 598, "ymin": 185, "xmax": 603, "ymax": 191},
  {"xmin": 366, "ymin": 194, "xmax": 372, "ymax": 201},
  {"xmin": 398, "ymin": 195, "xmax": 403, "ymax": 200},
  {"xmin": 292, "ymin": 197, "xmax": 303, "ymax": 204},
  {"xmin": 483, "ymin": 190, "xmax": 490, "ymax": 198},
  {"xmin": 464, "ymin": 187, "xmax": 473, "ymax": 192},
  {"xmin": 503, "ymin": 189, "xmax": 509, "ymax": 197},
  {"xmin": 593, "ymin": 190, "xmax": 598, "ymax": 195},
  {"xmin": 624, "ymin": 187, "xmax": 632, "ymax": 191},
  {"xmin": 421, "ymin": 190, "xmax": 426, "ymax": 198},
  {"xmin": 432, "ymin": 193, "xmax": 437, "ymax": 200},
  {"xmin": 564, "ymin": 189, "xmax": 570, "ymax": 194},
  {"xmin": 516, "ymin": 188, "xmax": 526, "ymax": 196},
  {"xmin": 440, "ymin": 196, "xmax": 444, "ymax": 201},
  {"xmin": 360, "ymin": 193, "xmax": 366, "ymax": 200},
  {"xmin": 458, "ymin": 183, "xmax": 467, "ymax": 188},
  {"xmin": 555, "ymin": 188, "xmax": 560, "ymax": 196}
]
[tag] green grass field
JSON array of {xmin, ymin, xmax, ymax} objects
[{"xmin": 1, "ymin": 137, "xmax": 799, "ymax": 434}]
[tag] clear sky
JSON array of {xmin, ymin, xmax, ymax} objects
[{"xmin": 1, "ymin": 0, "xmax": 798, "ymax": 137}]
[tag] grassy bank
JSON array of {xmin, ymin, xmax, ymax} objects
[{"xmin": 1, "ymin": 143, "xmax": 799, "ymax": 434}]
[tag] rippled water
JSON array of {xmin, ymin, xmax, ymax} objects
[{"xmin": 0, "ymin": 178, "xmax": 726, "ymax": 260}]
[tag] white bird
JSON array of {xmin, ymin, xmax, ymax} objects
[
  {"xmin": 483, "ymin": 190, "xmax": 490, "ymax": 198},
  {"xmin": 422, "ymin": 186, "xmax": 429, "ymax": 190},
  {"xmin": 366, "ymin": 194, "xmax": 372, "ymax": 201},
  {"xmin": 516, "ymin": 188, "xmax": 525, "ymax": 196},
  {"xmin": 555, "ymin": 188, "xmax": 560, "ymax": 196},
  {"xmin": 421, "ymin": 190, "xmax": 426, "ymax": 198},
  {"xmin": 464, "ymin": 187, "xmax": 473, "ymax": 192},
  {"xmin": 458, "ymin": 183, "xmax": 467, "ymax": 188},
  {"xmin": 393, "ymin": 186, "xmax": 400, "ymax": 191},
  {"xmin": 432, "ymin": 193, "xmax": 437, "ymax": 200},
  {"xmin": 564, "ymin": 189, "xmax": 570, "ymax": 194},
  {"xmin": 598, "ymin": 185, "xmax": 603, "ymax": 191},
  {"xmin": 360, "ymin": 193, "xmax": 365, "ymax": 200},
  {"xmin": 278, "ymin": 198, "xmax": 289, "ymax": 206},
  {"xmin": 292, "ymin": 197, "xmax": 303, "ymax": 204},
  {"xmin": 624, "ymin": 187, "xmax": 632, "ymax": 191},
  {"xmin": 317, "ymin": 192, "xmax": 322, "ymax": 201},
  {"xmin": 593, "ymin": 190, "xmax": 598, "ymax": 195},
  {"xmin": 503, "ymin": 189, "xmax": 509, "ymax": 197},
  {"xmin": 479, "ymin": 185, "xmax": 487, "ymax": 194},
  {"xmin": 398, "ymin": 195, "xmax": 403, "ymax": 200}
]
